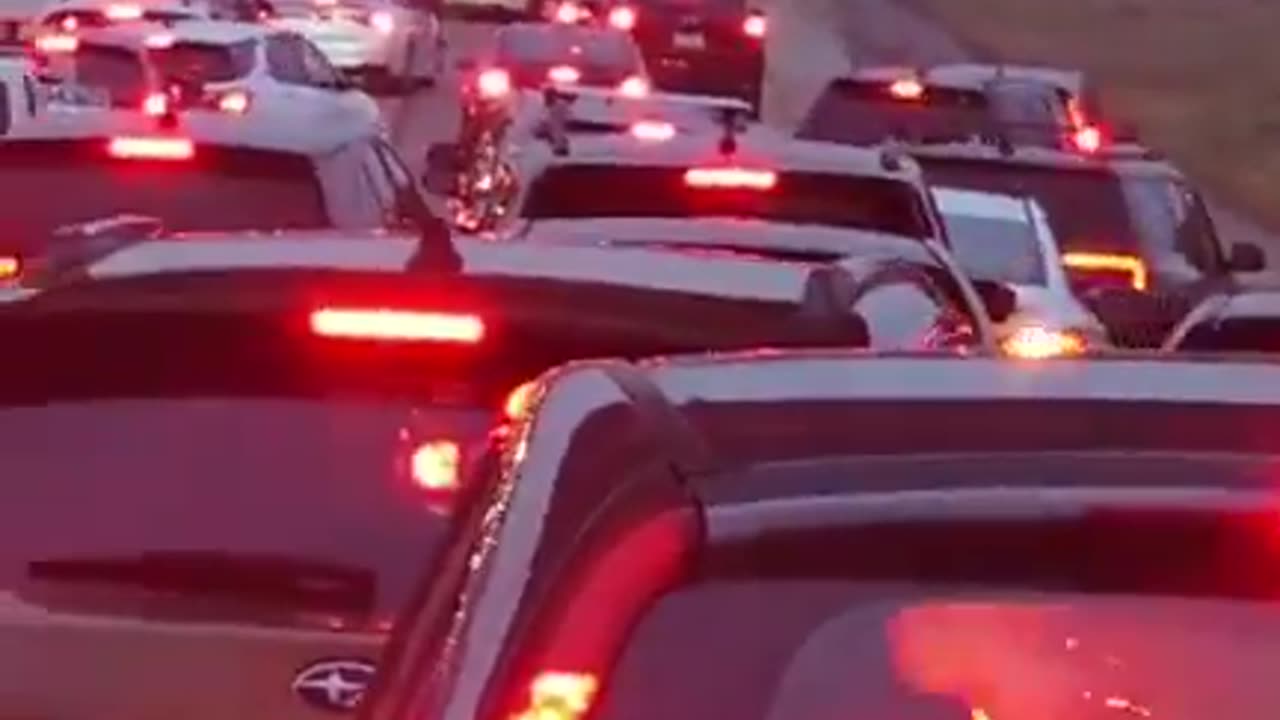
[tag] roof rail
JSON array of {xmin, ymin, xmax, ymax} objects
[{"xmin": 599, "ymin": 362, "xmax": 717, "ymax": 480}]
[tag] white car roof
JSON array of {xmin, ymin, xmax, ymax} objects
[
  {"xmin": 6, "ymin": 94, "xmax": 376, "ymax": 153},
  {"xmin": 520, "ymin": 126, "xmax": 923, "ymax": 180},
  {"xmin": 37, "ymin": 0, "xmax": 207, "ymax": 17},
  {"xmin": 77, "ymin": 18, "xmax": 269, "ymax": 48},
  {"xmin": 74, "ymin": 232, "xmax": 826, "ymax": 303},
  {"xmin": 510, "ymin": 87, "xmax": 751, "ymax": 137}
]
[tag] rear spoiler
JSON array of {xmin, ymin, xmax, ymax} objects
[{"xmin": 534, "ymin": 85, "xmax": 754, "ymax": 153}]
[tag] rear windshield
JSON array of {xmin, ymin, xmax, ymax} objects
[
  {"xmin": 497, "ymin": 27, "xmax": 639, "ymax": 69},
  {"xmin": 149, "ymin": 39, "xmax": 258, "ymax": 83},
  {"xmin": 930, "ymin": 188, "xmax": 1046, "ymax": 285},
  {"xmin": 522, "ymin": 164, "xmax": 933, "ymax": 238},
  {"xmin": 0, "ymin": 140, "xmax": 328, "ymax": 247},
  {"xmin": 73, "ymin": 44, "xmax": 148, "ymax": 105},
  {"xmin": 1178, "ymin": 317, "xmax": 1280, "ymax": 353},
  {"xmin": 921, "ymin": 158, "xmax": 1225, "ymax": 277}
]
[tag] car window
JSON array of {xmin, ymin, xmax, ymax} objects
[
  {"xmin": 851, "ymin": 279, "xmax": 949, "ymax": 349},
  {"xmin": 71, "ymin": 44, "xmax": 148, "ymax": 105},
  {"xmin": 148, "ymin": 39, "xmax": 257, "ymax": 83},
  {"xmin": 931, "ymin": 187, "xmax": 1047, "ymax": 285},
  {"xmin": 521, "ymin": 165, "xmax": 933, "ymax": 238},
  {"xmin": 0, "ymin": 140, "xmax": 330, "ymax": 247},
  {"xmin": 298, "ymin": 37, "xmax": 342, "ymax": 86},
  {"xmin": 264, "ymin": 33, "xmax": 309, "ymax": 84},
  {"xmin": 796, "ymin": 79, "xmax": 993, "ymax": 146},
  {"xmin": 1121, "ymin": 175, "xmax": 1225, "ymax": 276}
]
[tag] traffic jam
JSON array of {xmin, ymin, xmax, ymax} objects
[{"xmin": 0, "ymin": 0, "xmax": 1275, "ymax": 716}]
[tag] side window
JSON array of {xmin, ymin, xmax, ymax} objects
[
  {"xmin": 298, "ymin": 38, "xmax": 341, "ymax": 87},
  {"xmin": 1123, "ymin": 176, "xmax": 1224, "ymax": 276},
  {"xmin": 360, "ymin": 142, "xmax": 399, "ymax": 222},
  {"xmin": 264, "ymin": 34, "xmax": 308, "ymax": 85},
  {"xmin": 852, "ymin": 277, "xmax": 951, "ymax": 350}
]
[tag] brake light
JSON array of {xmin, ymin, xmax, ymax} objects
[
  {"xmin": 684, "ymin": 167, "xmax": 776, "ymax": 189},
  {"xmin": 217, "ymin": 89, "xmax": 251, "ymax": 114},
  {"xmin": 104, "ymin": 3, "xmax": 143, "ymax": 20},
  {"xmin": 1062, "ymin": 251, "xmax": 1148, "ymax": 291},
  {"xmin": 0, "ymin": 254, "xmax": 20, "ymax": 281},
  {"xmin": 607, "ymin": 5, "xmax": 635, "ymax": 30},
  {"xmin": 742, "ymin": 12, "xmax": 766, "ymax": 38},
  {"xmin": 107, "ymin": 136, "xmax": 194, "ymax": 160},
  {"xmin": 477, "ymin": 67, "xmax": 511, "ymax": 99},
  {"xmin": 410, "ymin": 439, "xmax": 461, "ymax": 492},
  {"xmin": 58, "ymin": 15, "xmax": 78, "ymax": 31},
  {"xmin": 369, "ymin": 10, "xmax": 394, "ymax": 33},
  {"xmin": 553, "ymin": 2, "xmax": 581, "ymax": 23},
  {"xmin": 509, "ymin": 672, "xmax": 599, "ymax": 720},
  {"xmin": 617, "ymin": 74, "xmax": 648, "ymax": 97},
  {"xmin": 144, "ymin": 32, "xmax": 175, "ymax": 49},
  {"xmin": 309, "ymin": 308, "xmax": 485, "ymax": 342},
  {"xmin": 1000, "ymin": 325, "xmax": 1087, "ymax": 360},
  {"xmin": 142, "ymin": 91, "xmax": 169, "ymax": 117},
  {"xmin": 889, "ymin": 77, "xmax": 925, "ymax": 100},
  {"xmin": 630, "ymin": 119, "xmax": 674, "ymax": 141},
  {"xmin": 35, "ymin": 33, "xmax": 78, "ymax": 53},
  {"xmin": 548, "ymin": 64, "xmax": 580, "ymax": 85},
  {"xmin": 1072, "ymin": 124, "xmax": 1103, "ymax": 154},
  {"xmin": 504, "ymin": 380, "xmax": 538, "ymax": 421}
]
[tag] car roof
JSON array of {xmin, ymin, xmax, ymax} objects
[
  {"xmin": 3, "ymin": 95, "xmax": 376, "ymax": 154},
  {"xmin": 523, "ymin": 126, "xmax": 924, "ymax": 180},
  {"xmin": 497, "ymin": 20, "xmax": 632, "ymax": 45},
  {"xmin": 77, "ymin": 18, "xmax": 269, "ymax": 48},
  {"xmin": 58, "ymin": 231, "xmax": 837, "ymax": 304},
  {"xmin": 906, "ymin": 139, "xmax": 1184, "ymax": 180},
  {"xmin": 848, "ymin": 63, "xmax": 1083, "ymax": 94},
  {"xmin": 40, "ymin": 0, "xmax": 206, "ymax": 15},
  {"xmin": 512, "ymin": 86, "xmax": 751, "ymax": 127}
]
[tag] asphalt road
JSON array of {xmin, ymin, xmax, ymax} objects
[{"xmin": 376, "ymin": 0, "xmax": 1279, "ymax": 268}]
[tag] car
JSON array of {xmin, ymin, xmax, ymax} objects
[
  {"xmin": 797, "ymin": 63, "xmax": 1108, "ymax": 153},
  {"xmin": 264, "ymin": 0, "xmax": 444, "ymax": 93},
  {"xmin": 456, "ymin": 22, "xmax": 649, "ymax": 148},
  {"xmin": 1163, "ymin": 288, "xmax": 1280, "ymax": 354},
  {"xmin": 38, "ymin": 20, "xmax": 382, "ymax": 129},
  {"xmin": 556, "ymin": 0, "xmax": 767, "ymax": 110},
  {"xmin": 0, "ymin": 102, "xmax": 444, "ymax": 264},
  {"xmin": 357, "ymin": 351, "xmax": 1280, "ymax": 720},
  {"xmin": 930, "ymin": 185, "xmax": 1109, "ymax": 357},
  {"xmin": 0, "ymin": 56, "xmax": 44, "ymax": 133},
  {"xmin": 27, "ymin": 0, "xmax": 214, "ymax": 54},
  {"xmin": 0, "ymin": 222, "xmax": 938, "ymax": 720}
]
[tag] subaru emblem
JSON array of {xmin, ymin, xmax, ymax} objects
[{"xmin": 292, "ymin": 658, "xmax": 377, "ymax": 713}]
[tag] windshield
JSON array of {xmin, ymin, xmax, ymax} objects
[
  {"xmin": 72, "ymin": 44, "xmax": 148, "ymax": 105},
  {"xmin": 797, "ymin": 80, "xmax": 994, "ymax": 146},
  {"xmin": 521, "ymin": 164, "xmax": 934, "ymax": 238},
  {"xmin": 148, "ymin": 40, "xmax": 257, "ymax": 83},
  {"xmin": 497, "ymin": 27, "xmax": 640, "ymax": 70},
  {"xmin": 0, "ymin": 140, "xmax": 328, "ymax": 247},
  {"xmin": 931, "ymin": 188, "xmax": 1047, "ymax": 285}
]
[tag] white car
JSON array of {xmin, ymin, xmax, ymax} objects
[
  {"xmin": 0, "ymin": 56, "xmax": 44, "ymax": 133},
  {"xmin": 42, "ymin": 20, "xmax": 382, "ymax": 130},
  {"xmin": 930, "ymin": 186, "xmax": 1109, "ymax": 356},
  {"xmin": 505, "ymin": 85, "xmax": 752, "ymax": 145},
  {"xmin": 266, "ymin": 0, "xmax": 443, "ymax": 92}
]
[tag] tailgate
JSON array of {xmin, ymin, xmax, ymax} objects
[{"xmin": 0, "ymin": 591, "xmax": 386, "ymax": 720}]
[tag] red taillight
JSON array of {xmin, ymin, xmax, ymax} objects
[
  {"xmin": 889, "ymin": 77, "xmax": 925, "ymax": 100},
  {"xmin": 0, "ymin": 254, "xmax": 21, "ymax": 281},
  {"xmin": 104, "ymin": 3, "xmax": 142, "ymax": 20},
  {"xmin": 309, "ymin": 308, "xmax": 486, "ymax": 342},
  {"xmin": 1062, "ymin": 251, "xmax": 1148, "ymax": 291},
  {"xmin": 504, "ymin": 380, "xmax": 537, "ymax": 421},
  {"xmin": 607, "ymin": 5, "xmax": 635, "ymax": 30},
  {"xmin": 547, "ymin": 64, "xmax": 580, "ymax": 85},
  {"xmin": 684, "ymin": 167, "xmax": 777, "ymax": 189},
  {"xmin": 142, "ymin": 92, "xmax": 169, "ymax": 117},
  {"xmin": 477, "ymin": 67, "xmax": 511, "ymax": 99},
  {"xmin": 35, "ymin": 33, "xmax": 78, "ymax": 54},
  {"xmin": 630, "ymin": 119, "xmax": 674, "ymax": 141},
  {"xmin": 553, "ymin": 2, "xmax": 581, "ymax": 23},
  {"xmin": 58, "ymin": 15, "xmax": 78, "ymax": 31},
  {"xmin": 509, "ymin": 672, "xmax": 599, "ymax": 720},
  {"xmin": 1000, "ymin": 325, "xmax": 1088, "ymax": 360},
  {"xmin": 1072, "ymin": 124, "xmax": 1103, "ymax": 154},
  {"xmin": 742, "ymin": 12, "xmax": 766, "ymax": 38},
  {"xmin": 617, "ymin": 74, "xmax": 648, "ymax": 97},
  {"xmin": 144, "ymin": 32, "xmax": 175, "ymax": 49},
  {"xmin": 369, "ymin": 10, "xmax": 394, "ymax": 33},
  {"xmin": 217, "ymin": 89, "xmax": 251, "ymax": 114},
  {"xmin": 107, "ymin": 136, "xmax": 194, "ymax": 160},
  {"xmin": 410, "ymin": 440, "xmax": 461, "ymax": 493}
]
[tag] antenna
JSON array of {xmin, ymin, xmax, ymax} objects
[
  {"xmin": 716, "ymin": 105, "xmax": 741, "ymax": 156},
  {"xmin": 541, "ymin": 85, "xmax": 572, "ymax": 156}
]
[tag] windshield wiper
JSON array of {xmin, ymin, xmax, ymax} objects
[{"xmin": 27, "ymin": 550, "xmax": 376, "ymax": 616}]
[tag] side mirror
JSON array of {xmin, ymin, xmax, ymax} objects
[
  {"xmin": 1229, "ymin": 242, "xmax": 1266, "ymax": 273},
  {"xmin": 421, "ymin": 142, "xmax": 459, "ymax": 196},
  {"xmin": 972, "ymin": 279, "xmax": 1017, "ymax": 324}
]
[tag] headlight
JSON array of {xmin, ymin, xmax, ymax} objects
[{"xmin": 1000, "ymin": 325, "xmax": 1088, "ymax": 359}]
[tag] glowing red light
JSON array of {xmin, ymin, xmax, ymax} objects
[
  {"xmin": 410, "ymin": 440, "xmax": 461, "ymax": 492},
  {"xmin": 144, "ymin": 32, "xmax": 175, "ymax": 49},
  {"xmin": 547, "ymin": 64, "xmax": 581, "ymax": 84},
  {"xmin": 217, "ymin": 90, "xmax": 251, "ymax": 114},
  {"xmin": 370, "ymin": 10, "xmax": 394, "ymax": 33},
  {"xmin": 309, "ymin": 308, "xmax": 485, "ymax": 342},
  {"xmin": 1072, "ymin": 124, "xmax": 1103, "ymax": 153},
  {"xmin": 684, "ymin": 166, "xmax": 777, "ymax": 189},
  {"xmin": 889, "ymin": 77, "xmax": 925, "ymax": 100},
  {"xmin": 104, "ymin": 3, "xmax": 143, "ymax": 20},
  {"xmin": 142, "ymin": 92, "xmax": 169, "ymax": 117},
  {"xmin": 617, "ymin": 74, "xmax": 649, "ymax": 97},
  {"xmin": 509, "ymin": 672, "xmax": 599, "ymax": 720},
  {"xmin": 1062, "ymin": 252, "xmax": 1147, "ymax": 291},
  {"xmin": 477, "ymin": 68, "xmax": 511, "ymax": 99},
  {"xmin": 106, "ymin": 136, "xmax": 194, "ymax": 160},
  {"xmin": 35, "ymin": 33, "xmax": 78, "ymax": 53},
  {"xmin": 607, "ymin": 5, "xmax": 635, "ymax": 29},
  {"xmin": 630, "ymin": 119, "xmax": 674, "ymax": 141},
  {"xmin": 553, "ymin": 2, "xmax": 580, "ymax": 23},
  {"xmin": 742, "ymin": 13, "xmax": 766, "ymax": 38},
  {"xmin": 0, "ymin": 254, "xmax": 21, "ymax": 281}
]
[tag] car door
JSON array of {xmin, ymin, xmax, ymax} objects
[{"xmin": 849, "ymin": 270, "xmax": 970, "ymax": 351}]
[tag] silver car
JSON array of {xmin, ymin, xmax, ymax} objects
[{"xmin": 267, "ymin": 0, "xmax": 443, "ymax": 92}]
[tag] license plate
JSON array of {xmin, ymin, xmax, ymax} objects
[{"xmin": 671, "ymin": 31, "xmax": 705, "ymax": 50}]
